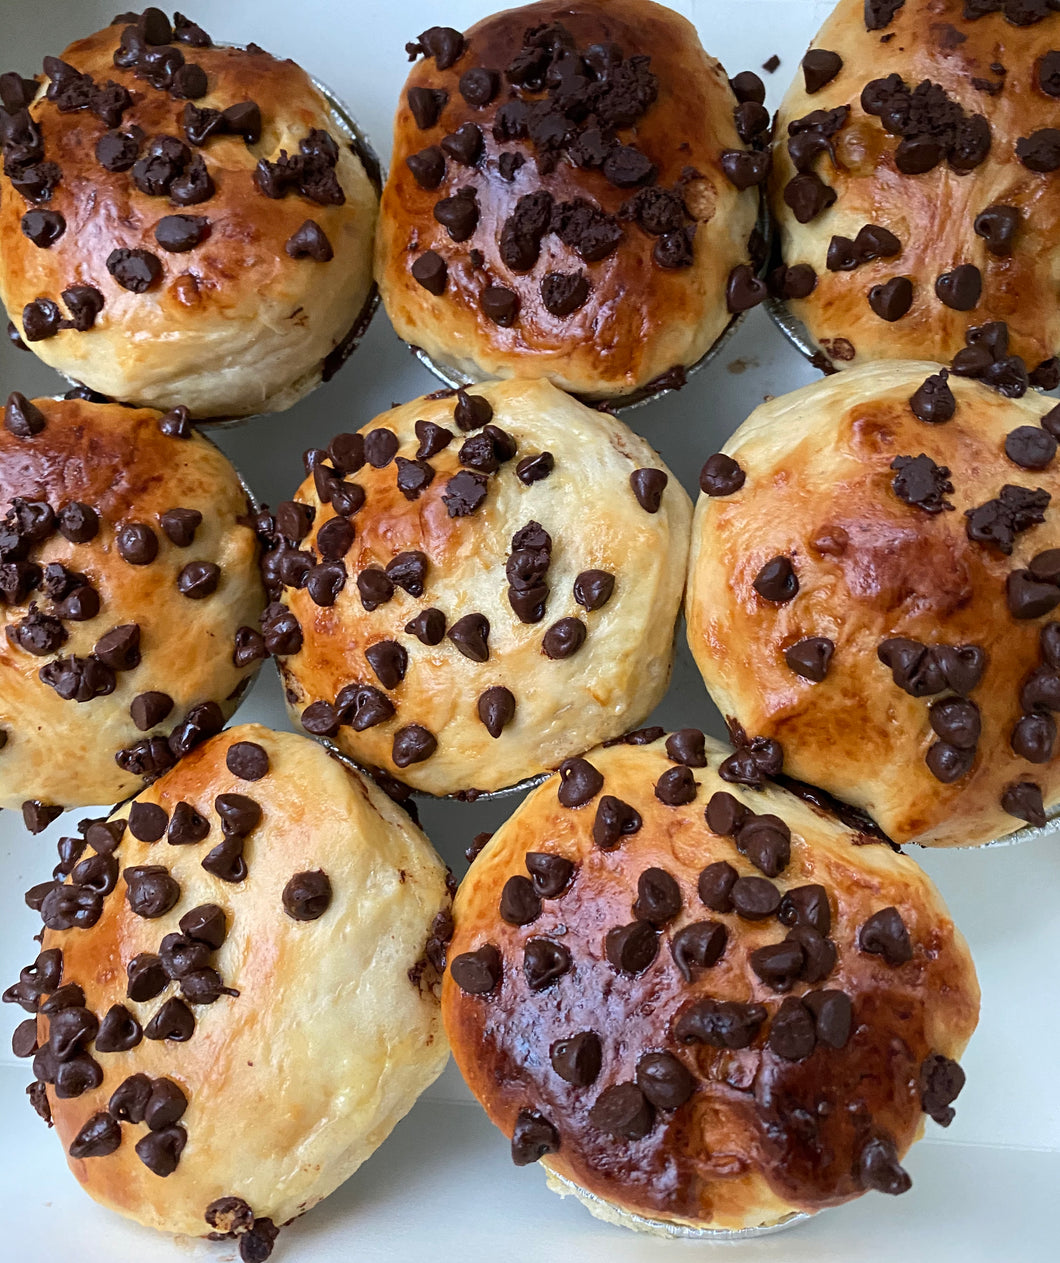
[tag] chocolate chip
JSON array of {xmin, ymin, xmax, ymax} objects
[
  {"xmin": 204, "ymin": 1198, "xmax": 255, "ymax": 1236},
  {"xmin": 1012, "ymin": 712, "xmax": 1055, "ymax": 762},
  {"xmin": 281, "ymin": 870, "xmax": 332, "ymax": 922},
  {"xmin": 437, "ymin": 187, "xmax": 482, "ymax": 242},
  {"xmin": 169, "ymin": 154, "xmax": 213, "ymax": 204},
  {"xmin": 783, "ymin": 171, "xmax": 836, "ymax": 223},
  {"xmin": 674, "ymin": 998, "xmax": 766, "ymax": 1050},
  {"xmin": 360, "ymin": 428, "xmax": 396, "ymax": 470},
  {"xmin": 441, "ymin": 470, "xmax": 488, "ymax": 517},
  {"xmin": 767, "ymin": 995, "xmax": 817, "ymax": 1061},
  {"xmin": 21, "ymin": 299, "xmax": 61, "ymax": 342},
  {"xmin": 123, "ymin": 864, "xmax": 180, "ymax": 918},
  {"xmin": 176, "ymin": 560, "xmax": 220, "ymax": 600},
  {"xmin": 450, "ymin": 944, "xmax": 502, "ymax": 994},
  {"xmin": 69, "ymin": 1112, "xmax": 122, "ymax": 1159},
  {"xmin": 605, "ymin": 921, "xmax": 659, "ymax": 974},
  {"xmin": 135, "ymin": 1124, "xmax": 187, "ymax": 1176},
  {"xmin": 480, "ymin": 286, "xmax": 520, "ymax": 327},
  {"xmin": 510, "ymin": 1108, "xmax": 559, "ymax": 1166},
  {"xmin": 524, "ymin": 852, "xmax": 573, "ymax": 899},
  {"xmin": 409, "ymin": 25, "xmax": 466, "ymax": 71},
  {"xmin": 158, "ymin": 405, "xmax": 192, "ymax": 439},
  {"xmin": 868, "ymin": 276, "xmax": 914, "ymax": 321},
  {"xmin": 1017, "ymin": 128, "xmax": 1060, "ymax": 171},
  {"xmin": 651, "ymin": 766, "xmax": 696, "ymax": 809},
  {"xmin": 392, "ymin": 725, "xmax": 437, "ymax": 767},
  {"xmin": 935, "ymin": 264, "xmax": 982, "ymax": 311},
  {"xmin": 730, "ymin": 875, "xmax": 781, "ymax": 920},
  {"xmin": 974, "ymin": 204, "xmax": 1019, "ymax": 255},
  {"xmin": 736, "ymin": 815, "xmax": 791, "ymax": 878},
  {"xmin": 750, "ymin": 940, "xmax": 806, "ymax": 992},
  {"xmin": 4, "ymin": 392, "xmax": 46, "ymax": 437},
  {"xmin": 632, "ymin": 868, "xmax": 682, "ymax": 926},
  {"xmin": 21, "ymin": 209, "xmax": 65, "ymax": 248},
  {"xmin": 116, "ymin": 522, "xmax": 158, "ymax": 566},
  {"xmin": 441, "ymin": 122, "xmax": 483, "ymax": 168},
  {"xmin": 920, "ymin": 1053, "xmax": 966, "ymax": 1126},
  {"xmin": 802, "ymin": 48, "xmax": 843, "ymax": 93},
  {"xmin": 61, "ymin": 285, "xmax": 104, "ymax": 332},
  {"xmin": 628, "ymin": 468, "xmax": 667, "ymax": 514},
  {"xmin": 910, "ymin": 370, "xmax": 955, "ymax": 423},
  {"xmin": 226, "ymin": 741, "xmax": 268, "ymax": 781},
  {"xmin": 142, "ymin": 1079, "xmax": 187, "ymax": 1132},
  {"xmin": 1033, "ymin": 359, "xmax": 1060, "ymax": 390},
  {"xmin": 127, "ymin": 691, "xmax": 172, "ymax": 732},
  {"xmin": 858, "ymin": 1133, "xmax": 911, "ymax": 1196},
  {"xmin": 179, "ymin": 903, "xmax": 226, "ymax": 949},
  {"xmin": 859, "ymin": 906, "xmax": 913, "ymax": 965},
  {"xmin": 589, "ymin": 1083, "xmax": 654, "ymax": 1139},
  {"xmin": 444, "ymin": 612, "xmax": 491, "ymax": 663},
  {"xmin": 408, "ymin": 85, "xmax": 448, "ymax": 130},
  {"xmin": 546, "ymin": 1031, "xmax": 601, "ymax": 1088},
  {"xmin": 588, "ymin": 795, "xmax": 640, "ymax": 851},
  {"xmin": 753, "ymin": 555, "xmax": 799, "ymax": 602},
  {"xmin": 282, "ymin": 218, "xmax": 333, "ymax": 263},
  {"xmin": 336, "ymin": 683, "xmax": 395, "ymax": 730},
  {"xmin": 699, "ymin": 453, "xmax": 745, "ymax": 496},
  {"xmin": 1001, "ymin": 780, "xmax": 1046, "ymax": 827},
  {"xmin": 1008, "ymin": 570, "xmax": 1060, "ymax": 619},
  {"xmin": 453, "ymin": 390, "xmax": 493, "ymax": 431},
  {"xmin": 163, "ymin": 800, "xmax": 208, "ymax": 846},
  {"xmin": 558, "ymin": 757, "xmax": 603, "ymax": 808},
  {"xmin": 407, "ymin": 250, "xmax": 448, "ymax": 301},
  {"xmin": 159, "ymin": 507, "xmax": 202, "ymax": 547},
  {"xmin": 541, "ymin": 617, "xmax": 586, "ymax": 660},
  {"xmin": 403, "ymin": 608, "xmax": 446, "ymax": 647},
  {"xmin": 477, "ymin": 686, "xmax": 515, "ymax": 738},
  {"xmin": 1006, "ymin": 426, "xmax": 1057, "ymax": 470},
  {"xmin": 107, "ymin": 247, "xmax": 162, "ymax": 292},
  {"xmin": 155, "ymin": 214, "xmax": 209, "ymax": 253},
  {"xmin": 891, "ymin": 454, "xmax": 954, "ymax": 514},
  {"xmin": 353, "ymin": 568, "xmax": 392, "ymax": 612},
  {"xmin": 783, "ymin": 636, "xmax": 834, "ymax": 682},
  {"xmin": 929, "ymin": 697, "xmax": 981, "ymax": 750},
  {"xmin": 200, "ymin": 834, "xmax": 247, "ymax": 883},
  {"xmin": 726, "ymin": 264, "xmax": 768, "ymax": 314},
  {"xmin": 523, "ymin": 938, "xmax": 571, "ymax": 991},
  {"xmin": 697, "ymin": 860, "xmax": 738, "ymax": 912}
]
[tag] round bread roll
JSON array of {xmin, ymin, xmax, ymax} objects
[
  {"xmin": 375, "ymin": 0, "xmax": 765, "ymax": 401},
  {"xmin": 769, "ymin": 0, "xmax": 1060, "ymax": 382},
  {"xmin": 442, "ymin": 732, "xmax": 978, "ymax": 1233},
  {"xmin": 687, "ymin": 360, "xmax": 1060, "ymax": 848},
  {"xmin": 0, "ymin": 10, "xmax": 379, "ymax": 419},
  {"xmin": 0, "ymin": 393, "xmax": 264, "ymax": 812},
  {"xmin": 260, "ymin": 378, "xmax": 692, "ymax": 796},
  {"xmin": 6, "ymin": 725, "xmax": 451, "ymax": 1258}
]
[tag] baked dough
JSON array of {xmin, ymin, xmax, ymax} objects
[
  {"xmin": 687, "ymin": 361, "xmax": 1060, "ymax": 847},
  {"xmin": 0, "ymin": 395, "xmax": 264, "ymax": 810},
  {"xmin": 264, "ymin": 378, "xmax": 692, "ymax": 795},
  {"xmin": 9, "ymin": 725, "xmax": 451, "ymax": 1254},
  {"xmin": 376, "ymin": 0, "xmax": 763, "ymax": 400},
  {"xmin": 0, "ymin": 12, "xmax": 379, "ymax": 418},
  {"xmin": 442, "ymin": 732, "xmax": 978, "ymax": 1232},
  {"xmin": 770, "ymin": 0, "xmax": 1060, "ymax": 379}
]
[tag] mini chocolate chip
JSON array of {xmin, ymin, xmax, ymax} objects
[
  {"xmin": 920, "ymin": 1053, "xmax": 966, "ymax": 1126},
  {"xmin": 605, "ymin": 921, "xmax": 659, "ymax": 974},
  {"xmin": 592, "ymin": 796, "xmax": 642, "ymax": 850},
  {"xmin": 1001, "ymin": 780, "xmax": 1046, "ymax": 827},
  {"xmin": 868, "ymin": 276, "xmax": 914, "ymax": 321},
  {"xmin": 448, "ymin": 613, "xmax": 490, "ymax": 661},
  {"xmin": 974, "ymin": 204, "xmax": 1019, "ymax": 255},
  {"xmin": 392, "ymin": 725, "xmax": 437, "ymax": 767},
  {"xmin": 510, "ymin": 1108, "xmax": 559, "ymax": 1166},
  {"xmin": 226, "ymin": 741, "xmax": 268, "ymax": 780},
  {"xmin": 858, "ymin": 1133, "xmax": 911, "ymax": 1196},
  {"xmin": 859, "ymin": 906, "xmax": 913, "ymax": 965},
  {"xmin": 107, "ymin": 247, "xmax": 162, "ymax": 292},
  {"xmin": 753, "ymin": 556, "xmax": 799, "ymax": 602},
  {"xmin": 135, "ymin": 1124, "xmax": 187, "ymax": 1176},
  {"xmin": 633, "ymin": 868, "xmax": 682, "ymax": 925},
  {"xmin": 4, "ymin": 392, "xmax": 46, "ymax": 437},
  {"xmin": 731, "ymin": 875, "xmax": 781, "ymax": 920},
  {"xmin": 524, "ymin": 938, "xmax": 571, "ymax": 991},
  {"xmin": 282, "ymin": 870, "xmax": 332, "ymax": 921},
  {"xmin": 478, "ymin": 686, "xmax": 515, "ymax": 737},
  {"xmin": 525, "ymin": 853, "xmax": 573, "ymax": 899},
  {"xmin": 450, "ymin": 944, "xmax": 502, "ymax": 994},
  {"xmin": 69, "ymin": 1112, "xmax": 122, "ymax": 1159},
  {"xmin": 670, "ymin": 920, "xmax": 727, "ymax": 982},
  {"xmin": 558, "ymin": 757, "xmax": 603, "ymax": 808},
  {"xmin": 543, "ymin": 617, "xmax": 586, "ymax": 660},
  {"xmin": 674, "ymin": 998, "xmax": 767, "ymax": 1050},
  {"xmin": 404, "ymin": 608, "xmax": 446, "ymax": 646},
  {"xmin": 143, "ymin": 996, "xmax": 196, "ymax": 1043},
  {"xmin": 155, "ymin": 214, "xmax": 209, "ymax": 252},
  {"xmin": 700, "ymin": 453, "xmax": 745, "ymax": 496}
]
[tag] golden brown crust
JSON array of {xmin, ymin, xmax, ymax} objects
[
  {"xmin": 31, "ymin": 725, "xmax": 450, "ymax": 1239},
  {"xmin": 686, "ymin": 361, "xmax": 1060, "ymax": 847},
  {"xmin": 770, "ymin": 0, "xmax": 1060, "ymax": 374},
  {"xmin": 0, "ymin": 396, "xmax": 264, "ymax": 809},
  {"xmin": 271, "ymin": 378, "xmax": 692, "ymax": 795},
  {"xmin": 0, "ymin": 19, "xmax": 378, "ymax": 418},
  {"xmin": 442, "ymin": 734, "xmax": 979, "ymax": 1231},
  {"xmin": 375, "ymin": 0, "xmax": 759, "ymax": 399}
]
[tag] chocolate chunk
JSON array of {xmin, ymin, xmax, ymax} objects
[
  {"xmin": 589, "ymin": 1083, "xmax": 654, "ymax": 1140},
  {"xmin": 69, "ymin": 1112, "xmax": 122, "ymax": 1159},
  {"xmin": 550, "ymin": 1032, "xmax": 601, "ymax": 1086},
  {"xmin": 442, "ymin": 470, "xmax": 488, "ymax": 517},
  {"xmin": 123, "ymin": 865, "xmax": 179, "ymax": 918},
  {"xmin": 1017, "ymin": 128, "xmax": 1060, "ymax": 171},
  {"xmin": 226, "ymin": 741, "xmax": 268, "ymax": 780},
  {"xmin": 858, "ymin": 1133, "xmax": 911, "ymax": 1196},
  {"xmin": 920, "ymin": 1053, "xmax": 966, "ymax": 1126},
  {"xmin": 477, "ymin": 686, "xmax": 515, "ymax": 738},
  {"xmin": 891, "ymin": 454, "xmax": 954, "ymax": 514},
  {"xmin": 447, "ymin": 613, "xmax": 490, "ymax": 661},
  {"xmin": 592, "ymin": 796, "xmax": 642, "ymax": 850},
  {"xmin": 200, "ymin": 835, "xmax": 247, "ymax": 883},
  {"xmin": 974, "ymin": 204, "xmax": 1019, "ymax": 255},
  {"xmin": 602, "ymin": 144, "xmax": 656, "ymax": 189},
  {"xmin": 558, "ymin": 757, "xmax": 603, "ymax": 808},
  {"xmin": 282, "ymin": 870, "xmax": 332, "ymax": 921},
  {"xmin": 550, "ymin": 198, "xmax": 624, "ymax": 262},
  {"xmin": 524, "ymin": 938, "xmax": 571, "ymax": 991},
  {"xmin": 674, "ymin": 998, "xmax": 767, "ymax": 1049},
  {"xmin": 699, "ymin": 453, "xmax": 745, "ymax": 497},
  {"xmin": 935, "ymin": 264, "xmax": 982, "ymax": 312},
  {"xmin": 910, "ymin": 370, "xmax": 956, "ymax": 423},
  {"xmin": 392, "ymin": 725, "xmax": 437, "ymax": 766},
  {"xmin": 450, "ymin": 944, "xmax": 502, "ymax": 994},
  {"xmin": 525, "ymin": 852, "xmax": 573, "ymax": 899},
  {"xmin": 859, "ymin": 906, "xmax": 913, "ymax": 965},
  {"xmin": 1001, "ymin": 780, "xmax": 1046, "ymax": 827},
  {"xmin": 107, "ymin": 247, "xmax": 162, "ymax": 292},
  {"xmin": 500, "ymin": 875, "xmax": 541, "ymax": 926},
  {"xmin": 605, "ymin": 921, "xmax": 659, "ymax": 974},
  {"xmin": 4, "ymin": 392, "xmax": 46, "ymax": 437},
  {"xmin": 869, "ymin": 276, "xmax": 914, "ymax": 321},
  {"xmin": 753, "ymin": 555, "xmax": 799, "ymax": 602},
  {"xmin": 670, "ymin": 921, "xmax": 727, "ymax": 982},
  {"xmin": 9, "ymin": 612, "xmax": 66, "ymax": 657},
  {"xmin": 633, "ymin": 867, "xmax": 682, "ymax": 925},
  {"xmin": 510, "ymin": 1108, "xmax": 559, "ymax": 1166}
]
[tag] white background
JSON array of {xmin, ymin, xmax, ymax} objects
[{"xmin": 0, "ymin": 1, "xmax": 1057, "ymax": 1260}]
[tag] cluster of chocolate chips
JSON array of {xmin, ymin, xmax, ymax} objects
[
  {"xmin": 254, "ymin": 127, "xmax": 344, "ymax": 207},
  {"xmin": 255, "ymin": 390, "xmax": 663, "ymax": 773},
  {"xmin": 404, "ymin": 20, "xmax": 762, "ymax": 325},
  {"xmin": 451, "ymin": 739, "xmax": 962, "ymax": 1193},
  {"xmin": 947, "ymin": 321, "xmax": 1059, "ymax": 399},
  {"xmin": 204, "ymin": 1196, "xmax": 280, "ymax": 1263},
  {"xmin": 112, "ymin": 9, "xmax": 213, "ymax": 97},
  {"xmin": 1002, "ymin": 621, "xmax": 1060, "ymax": 826}
]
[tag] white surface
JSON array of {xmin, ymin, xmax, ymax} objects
[{"xmin": 0, "ymin": 1, "xmax": 1058, "ymax": 1260}]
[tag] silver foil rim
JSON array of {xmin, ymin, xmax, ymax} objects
[
  {"xmin": 546, "ymin": 1171, "xmax": 812, "ymax": 1240},
  {"xmin": 764, "ymin": 295, "xmax": 825, "ymax": 367}
]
